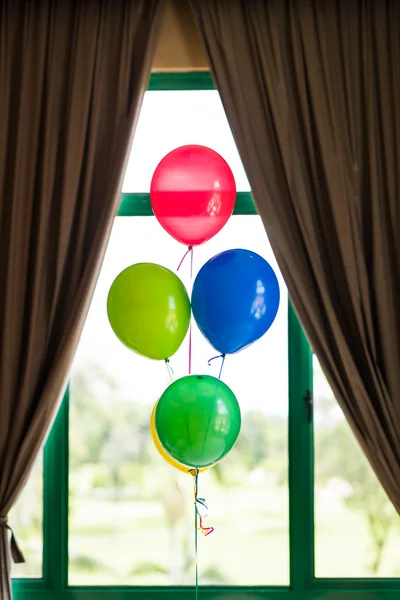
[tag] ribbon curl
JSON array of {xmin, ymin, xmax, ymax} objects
[
  {"xmin": 189, "ymin": 470, "xmax": 214, "ymax": 600},
  {"xmin": 190, "ymin": 469, "xmax": 214, "ymax": 537},
  {"xmin": 208, "ymin": 353, "xmax": 226, "ymax": 380}
]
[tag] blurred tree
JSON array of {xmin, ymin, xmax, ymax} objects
[
  {"xmin": 345, "ymin": 462, "xmax": 396, "ymax": 574},
  {"xmin": 314, "ymin": 361, "xmax": 398, "ymax": 575},
  {"xmin": 220, "ymin": 410, "xmax": 287, "ymax": 485},
  {"xmin": 68, "ymin": 361, "xmax": 288, "ymax": 584},
  {"xmin": 101, "ymin": 424, "xmax": 142, "ymax": 500},
  {"xmin": 70, "ymin": 365, "xmax": 120, "ymax": 467},
  {"xmin": 70, "ymin": 362, "xmax": 153, "ymax": 500},
  {"xmin": 234, "ymin": 411, "xmax": 270, "ymax": 469}
]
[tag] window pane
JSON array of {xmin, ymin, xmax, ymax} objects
[
  {"xmin": 10, "ymin": 453, "xmax": 43, "ymax": 578},
  {"xmin": 69, "ymin": 216, "xmax": 288, "ymax": 586},
  {"xmin": 314, "ymin": 356, "xmax": 400, "ymax": 577},
  {"xmin": 122, "ymin": 91, "xmax": 250, "ymax": 193}
]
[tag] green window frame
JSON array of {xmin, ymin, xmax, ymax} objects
[{"xmin": 12, "ymin": 72, "xmax": 399, "ymax": 600}]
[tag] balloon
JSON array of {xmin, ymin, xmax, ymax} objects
[
  {"xmin": 150, "ymin": 145, "xmax": 236, "ymax": 246},
  {"xmin": 150, "ymin": 402, "xmax": 209, "ymax": 474},
  {"xmin": 192, "ymin": 249, "xmax": 280, "ymax": 354},
  {"xmin": 107, "ymin": 263, "xmax": 191, "ymax": 360},
  {"xmin": 155, "ymin": 375, "xmax": 241, "ymax": 468}
]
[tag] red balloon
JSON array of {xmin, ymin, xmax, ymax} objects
[{"xmin": 150, "ymin": 145, "xmax": 236, "ymax": 246}]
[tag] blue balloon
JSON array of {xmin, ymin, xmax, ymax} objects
[{"xmin": 192, "ymin": 249, "xmax": 280, "ymax": 354}]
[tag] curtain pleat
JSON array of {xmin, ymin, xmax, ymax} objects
[
  {"xmin": 190, "ymin": 0, "xmax": 400, "ymax": 511},
  {"xmin": 0, "ymin": 1, "xmax": 165, "ymax": 597}
]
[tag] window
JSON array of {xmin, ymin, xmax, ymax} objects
[
  {"xmin": 13, "ymin": 72, "xmax": 399, "ymax": 600},
  {"xmin": 122, "ymin": 87, "xmax": 250, "ymax": 193},
  {"xmin": 68, "ymin": 215, "xmax": 289, "ymax": 587},
  {"xmin": 69, "ymin": 84, "xmax": 288, "ymax": 587},
  {"xmin": 314, "ymin": 356, "xmax": 400, "ymax": 578}
]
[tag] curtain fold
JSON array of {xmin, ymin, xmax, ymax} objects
[
  {"xmin": 190, "ymin": 0, "xmax": 400, "ymax": 510},
  {"xmin": 0, "ymin": 1, "xmax": 164, "ymax": 596}
]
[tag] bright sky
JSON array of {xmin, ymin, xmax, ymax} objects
[
  {"xmin": 122, "ymin": 91, "xmax": 250, "ymax": 193},
  {"xmin": 72, "ymin": 90, "xmax": 333, "ymax": 418}
]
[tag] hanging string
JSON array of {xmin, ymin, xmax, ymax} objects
[
  {"xmin": 189, "ymin": 469, "xmax": 214, "ymax": 600},
  {"xmin": 188, "ymin": 325, "xmax": 192, "ymax": 375},
  {"xmin": 164, "ymin": 358, "xmax": 174, "ymax": 382},
  {"xmin": 177, "ymin": 245, "xmax": 193, "ymax": 272},
  {"xmin": 194, "ymin": 474, "xmax": 199, "ymax": 600},
  {"xmin": 207, "ymin": 353, "xmax": 226, "ymax": 380},
  {"xmin": 177, "ymin": 247, "xmax": 218, "ymax": 596},
  {"xmin": 188, "ymin": 248, "xmax": 194, "ymax": 374},
  {"xmin": 177, "ymin": 245, "xmax": 194, "ymax": 375},
  {"xmin": 190, "ymin": 246, "xmax": 194, "ymax": 280}
]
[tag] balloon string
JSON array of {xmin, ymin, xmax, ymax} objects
[
  {"xmin": 190, "ymin": 246, "xmax": 193, "ymax": 280},
  {"xmin": 177, "ymin": 245, "xmax": 193, "ymax": 272},
  {"xmin": 188, "ymin": 324, "xmax": 192, "ymax": 375},
  {"xmin": 207, "ymin": 353, "xmax": 226, "ymax": 380},
  {"xmin": 218, "ymin": 354, "xmax": 226, "ymax": 380},
  {"xmin": 194, "ymin": 476, "xmax": 199, "ymax": 600},
  {"xmin": 165, "ymin": 358, "xmax": 174, "ymax": 382},
  {"xmin": 188, "ymin": 248, "xmax": 193, "ymax": 375},
  {"xmin": 190, "ymin": 470, "xmax": 214, "ymax": 600},
  {"xmin": 177, "ymin": 246, "xmax": 194, "ymax": 376}
]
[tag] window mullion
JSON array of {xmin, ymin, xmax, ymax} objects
[
  {"xmin": 288, "ymin": 303, "xmax": 314, "ymax": 590},
  {"xmin": 118, "ymin": 192, "xmax": 256, "ymax": 217},
  {"xmin": 43, "ymin": 387, "xmax": 69, "ymax": 590}
]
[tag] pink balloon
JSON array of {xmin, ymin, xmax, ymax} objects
[{"xmin": 150, "ymin": 145, "xmax": 236, "ymax": 246}]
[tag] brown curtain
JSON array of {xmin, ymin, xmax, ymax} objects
[
  {"xmin": 0, "ymin": 1, "xmax": 164, "ymax": 597},
  {"xmin": 190, "ymin": 0, "xmax": 400, "ymax": 511}
]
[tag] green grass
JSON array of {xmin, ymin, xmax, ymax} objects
[
  {"xmin": 67, "ymin": 482, "xmax": 400, "ymax": 587},
  {"xmin": 315, "ymin": 497, "xmax": 400, "ymax": 578},
  {"xmin": 68, "ymin": 483, "xmax": 289, "ymax": 586},
  {"xmin": 13, "ymin": 480, "xmax": 400, "ymax": 585}
]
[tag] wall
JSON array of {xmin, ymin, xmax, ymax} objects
[{"xmin": 152, "ymin": 0, "xmax": 209, "ymax": 72}]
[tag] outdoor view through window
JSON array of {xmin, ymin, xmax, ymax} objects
[
  {"xmin": 11, "ymin": 89, "xmax": 400, "ymax": 584},
  {"xmin": 314, "ymin": 357, "xmax": 400, "ymax": 577},
  {"xmin": 68, "ymin": 90, "xmax": 289, "ymax": 586}
]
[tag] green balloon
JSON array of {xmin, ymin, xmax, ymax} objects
[
  {"xmin": 107, "ymin": 263, "xmax": 191, "ymax": 360},
  {"xmin": 155, "ymin": 375, "xmax": 241, "ymax": 468}
]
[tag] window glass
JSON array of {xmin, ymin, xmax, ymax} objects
[
  {"xmin": 314, "ymin": 356, "xmax": 400, "ymax": 577},
  {"xmin": 122, "ymin": 91, "xmax": 250, "ymax": 193},
  {"xmin": 10, "ymin": 453, "xmax": 43, "ymax": 578},
  {"xmin": 68, "ymin": 215, "xmax": 289, "ymax": 586}
]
